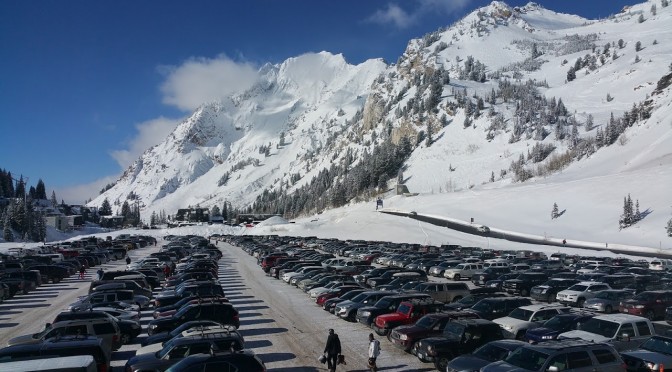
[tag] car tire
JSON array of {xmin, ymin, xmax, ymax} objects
[
  {"xmin": 577, "ymin": 298, "xmax": 585, "ymax": 308},
  {"xmin": 121, "ymin": 333, "xmax": 131, "ymax": 345},
  {"xmin": 435, "ymin": 355, "xmax": 452, "ymax": 371},
  {"xmin": 453, "ymin": 274, "xmax": 460, "ymax": 281},
  {"xmin": 605, "ymin": 305, "xmax": 613, "ymax": 314},
  {"xmin": 645, "ymin": 310, "xmax": 655, "ymax": 321}
]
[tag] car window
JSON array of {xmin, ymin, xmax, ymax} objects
[
  {"xmin": 619, "ymin": 323, "xmax": 634, "ymax": 337},
  {"xmin": 592, "ymin": 349, "xmax": 617, "ymax": 364},
  {"xmin": 168, "ymin": 345, "xmax": 189, "ymax": 359},
  {"xmin": 203, "ymin": 361, "xmax": 237, "ymax": 372},
  {"xmin": 532, "ymin": 310, "xmax": 556, "ymax": 322},
  {"xmin": 547, "ymin": 353, "xmax": 568, "ymax": 371},
  {"xmin": 567, "ymin": 351, "xmax": 593, "ymax": 369},
  {"xmin": 635, "ymin": 322, "xmax": 651, "ymax": 336},
  {"xmin": 93, "ymin": 322, "xmax": 115, "ymax": 334},
  {"xmin": 63, "ymin": 325, "xmax": 89, "ymax": 337},
  {"xmin": 188, "ymin": 343, "xmax": 211, "ymax": 355}
]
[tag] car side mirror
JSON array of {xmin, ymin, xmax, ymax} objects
[{"xmin": 619, "ymin": 333, "xmax": 630, "ymax": 342}]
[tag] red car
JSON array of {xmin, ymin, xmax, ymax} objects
[
  {"xmin": 372, "ymin": 298, "xmax": 444, "ymax": 336},
  {"xmin": 315, "ymin": 285, "xmax": 362, "ymax": 306},
  {"xmin": 619, "ymin": 290, "xmax": 672, "ymax": 320}
]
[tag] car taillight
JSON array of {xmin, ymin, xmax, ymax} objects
[{"xmin": 99, "ymin": 363, "xmax": 107, "ymax": 372}]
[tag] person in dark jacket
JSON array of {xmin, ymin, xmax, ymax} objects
[{"xmin": 323, "ymin": 328, "xmax": 341, "ymax": 372}]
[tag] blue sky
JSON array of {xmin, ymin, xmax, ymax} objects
[{"xmin": 0, "ymin": 0, "xmax": 636, "ymax": 203}]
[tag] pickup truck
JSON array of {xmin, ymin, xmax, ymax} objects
[
  {"xmin": 372, "ymin": 298, "xmax": 444, "ymax": 336},
  {"xmin": 389, "ymin": 311, "xmax": 479, "ymax": 352}
]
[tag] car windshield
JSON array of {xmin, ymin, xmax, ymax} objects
[
  {"xmin": 505, "ymin": 347, "xmax": 550, "ymax": 371},
  {"xmin": 157, "ymin": 339, "xmax": 176, "ymax": 358},
  {"xmin": 351, "ymin": 293, "xmax": 368, "ymax": 303},
  {"xmin": 401, "ymin": 282, "xmax": 419, "ymax": 290},
  {"xmin": 458, "ymin": 295, "xmax": 478, "ymax": 305},
  {"xmin": 397, "ymin": 304, "xmax": 412, "ymax": 315},
  {"xmin": 579, "ymin": 318, "xmax": 619, "ymax": 338},
  {"xmin": 542, "ymin": 316, "xmax": 572, "ymax": 331},
  {"xmin": 474, "ymin": 343, "xmax": 510, "ymax": 362},
  {"xmin": 375, "ymin": 298, "xmax": 392, "ymax": 308},
  {"xmin": 508, "ymin": 308, "xmax": 533, "ymax": 321},
  {"xmin": 633, "ymin": 292, "xmax": 657, "ymax": 301},
  {"xmin": 594, "ymin": 291, "xmax": 614, "ymax": 300},
  {"xmin": 641, "ymin": 337, "xmax": 672, "ymax": 355},
  {"xmin": 442, "ymin": 322, "xmax": 465, "ymax": 340},
  {"xmin": 471, "ymin": 300, "xmax": 492, "ymax": 313},
  {"xmin": 415, "ymin": 316, "xmax": 435, "ymax": 329},
  {"xmin": 341, "ymin": 291, "xmax": 363, "ymax": 300},
  {"xmin": 568, "ymin": 285, "xmax": 588, "ymax": 292}
]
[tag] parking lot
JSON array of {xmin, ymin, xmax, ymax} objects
[{"xmin": 2, "ymin": 233, "xmax": 672, "ymax": 371}]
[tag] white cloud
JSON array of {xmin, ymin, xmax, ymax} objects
[
  {"xmin": 160, "ymin": 55, "xmax": 259, "ymax": 111},
  {"xmin": 110, "ymin": 116, "xmax": 181, "ymax": 169},
  {"xmin": 368, "ymin": 4, "xmax": 414, "ymax": 29},
  {"xmin": 55, "ymin": 175, "xmax": 119, "ymax": 205},
  {"xmin": 367, "ymin": 0, "xmax": 473, "ymax": 29}
]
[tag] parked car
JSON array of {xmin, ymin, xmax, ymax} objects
[
  {"xmin": 467, "ymin": 297, "xmax": 532, "ymax": 320},
  {"xmin": 444, "ymin": 263, "xmax": 484, "ymax": 281},
  {"xmin": 558, "ymin": 313, "xmax": 655, "ymax": 351},
  {"xmin": 493, "ymin": 304, "xmax": 572, "ymax": 340},
  {"xmin": 502, "ymin": 271, "xmax": 548, "ymax": 297},
  {"xmin": 445, "ymin": 339, "xmax": 526, "ymax": 372},
  {"xmin": 405, "ymin": 281, "xmax": 470, "ymax": 303},
  {"xmin": 621, "ymin": 335, "xmax": 672, "ymax": 372},
  {"xmin": 334, "ymin": 291, "xmax": 390, "ymax": 321},
  {"xmin": 356, "ymin": 293, "xmax": 432, "ymax": 327},
  {"xmin": 482, "ymin": 339, "xmax": 625, "ymax": 372},
  {"xmin": 388, "ymin": 311, "xmax": 480, "ymax": 352},
  {"xmin": 372, "ymin": 298, "xmax": 444, "ymax": 336},
  {"xmin": 472, "ymin": 267, "xmax": 512, "ymax": 286},
  {"xmin": 619, "ymin": 290, "xmax": 672, "ymax": 320},
  {"xmin": 163, "ymin": 349, "xmax": 265, "ymax": 372},
  {"xmin": 0, "ymin": 336, "xmax": 111, "ymax": 372},
  {"xmin": 147, "ymin": 302, "xmax": 239, "ymax": 335},
  {"xmin": 530, "ymin": 278, "xmax": 579, "ymax": 303},
  {"xmin": 556, "ymin": 281, "xmax": 612, "ymax": 307},
  {"xmin": 583, "ymin": 289, "xmax": 635, "ymax": 313},
  {"xmin": 443, "ymin": 291, "xmax": 508, "ymax": 311},
  {"xmin": 141, "ymin": 320, "xmax": 225, "ymax": 347},
  {"xmin": 524, "ymin": 312, "xmax": 595, "ymax": 343},
  {"xmin": 414, "ymin": 318, "xmax": 504, "ymax": 371},
  {"xmin": 125, "ymin": 331, "xmax": 245, "ymax": 372}
]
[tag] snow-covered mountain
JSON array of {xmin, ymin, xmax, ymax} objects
[{"xmin": 90, "ymin": 1, "xmax": 672, "ymax": 248}]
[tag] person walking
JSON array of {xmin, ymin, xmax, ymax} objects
[
  {"xmin": 126, "ymin": 256, "xmax": 131, "ymax": 265},
  {"xmin": 79, "ymin": 265, "xmax": 86, "ymax": 280},
  {"xmin": 323, "ymin": 329, "xmax": 341, "ymax": 372},
  {"xmin": 368, "ymin": 333, "xmax": 381, "ymax": 372}
]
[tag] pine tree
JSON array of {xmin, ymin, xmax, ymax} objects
[
  {"xmin": 662, "ymin": 0, "xmax": 669, "ymax": 8},
  {"xmin": 552, "ymin": 203, "xmax": 559, "ymax": 219},
  {"xmin": 121, "ymin": 201, "xmax": 131, "ymax": 224},
  {"xmin": 635, "ymin": 200, "xmax": 641, "ymax": 222},
  {"xmin": 100, "ymin": 198, "xmax": 112, "ymax": 216},
  {"xmin": 651, "ymin": 3, "xmax": 657, "ymax": 15},
  {"xmin": 35, "ymin": 179, "xmax": 47, "ymax": 199},
  {"xmin": 667, "ymin": 218, "xmax": 672, "ymax": 237},
  {"xmin": 566, "ymin": 67, "xmax": 576, "ymax": 82},
  {"xmin": 585, "ymin": 114, "xmax": 595, "ymax": 131},
  {"xmin": 619, "ymin": 194, "xmax": 635, "ymax": 229},
  {"xmin": 638, "ymin": 14, "xmax": 645, "ymax": 23},
  {"xmin": 490, "ymin": 171, "xmax": 495, "ymax": 183},
  {"xmin": 3, "ymin": 213, "xmax": 13, "ymax": 242}
]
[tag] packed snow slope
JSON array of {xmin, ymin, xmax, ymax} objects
[{"xmin": 89, "ymin": 1, "xmax": 672, "ymax": 251}]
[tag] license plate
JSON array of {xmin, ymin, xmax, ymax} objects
[{"xmin": 419, "ymin": 352, "xmax": 426, "ymax": 360}]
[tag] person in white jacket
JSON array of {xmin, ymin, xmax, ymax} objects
[{"xmin": 368, "ymin": 333, "xmax": 381, "ymax": 372}]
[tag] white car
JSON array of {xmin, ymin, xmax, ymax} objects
[
  {"xmin": 443, "ymin": 263, "xmax": 483, "ymax": 281},
  {"xmin": 493, "ymin": 304, "xmax": 571, "ymax": 339},
  {"xmin": 556, "ymin": 281, "xmax": 611, "ymax": 307}
]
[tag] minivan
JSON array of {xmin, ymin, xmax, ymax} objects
[{"xmin": 0, "ymin": 336, "xmax": 110, "ymax": 372}]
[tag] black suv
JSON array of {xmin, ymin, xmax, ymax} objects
[
  {"xmin": 530, "ymin": 278, "xmax": 579, "ymax": 303},
  {"xmin": 125, "ymin": 331, "xmax": 245, "ymax": 372},
  {"xmin": 147, "ymin": 303, "xmax": 239, "ymax": 335},
  {"xmin": 482, "ymin": 339, "xmax": 625, "ymax": 372},
  {"xmin": 414, "ymin": 318, "xmax": 504, "ymax": 370},
  {"xmin": 472, "ymin": 267, "xmax": 511, "ymax": 286},
  {"xmin": 502, "ymin": 271, "xmax": 548, "ymax": 297},
  {"xmin": 467, "ymin": 297, "xmax": 532, "ymax": 320}
]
